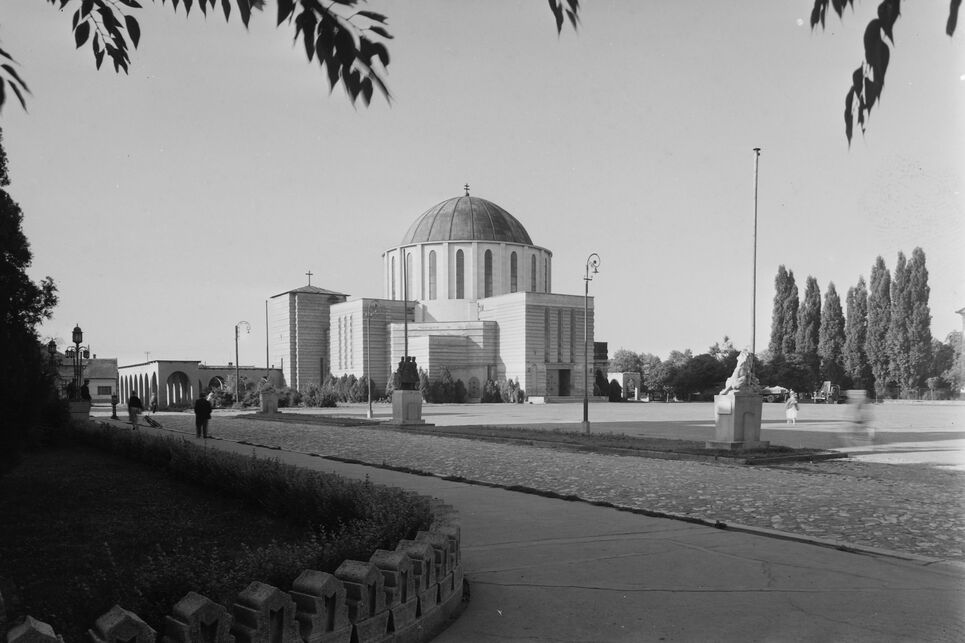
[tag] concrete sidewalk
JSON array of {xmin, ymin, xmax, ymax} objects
[{"xmin": 123, "ymin": 421, "xmax": 965, "ymax": 642}]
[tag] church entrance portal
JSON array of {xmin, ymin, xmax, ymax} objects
[
  {"xmin": 558, "ymin": 369, "xmax": 571, "ymax": 396},
  {"xmin": 546, "ymin": 368, "xmax": 572, "ymax": 396}
]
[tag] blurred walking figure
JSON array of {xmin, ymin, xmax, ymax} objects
[
  {"xmin": 847, "ymin": 389, "xmax": 874, "ymax": 442},
  {"xmin": 128, "ymin": 390, "xmax": 143, "ymax": 430},
  {"xmin": 785, "ymin": 391, "xmax": 799, "ymax": 424}
]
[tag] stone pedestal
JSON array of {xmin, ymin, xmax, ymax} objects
[
  {"xmin": 391, "ymin": 389, "xmax": 425, "ymax": 425},
  {"xmin": 259, "ymin": 391, "xmax": 278, "ymax": 414},
  {"xmin": 68, "ymin": 400, "xmax": 91, "ymax": 422},
  {"xmin": 706, "ymin": 392, "xmax": 768, "ymax": 450}
]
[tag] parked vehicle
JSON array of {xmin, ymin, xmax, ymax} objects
[
  {"xmin": 761, "ymin": 385, "xmax": 790, "ymax": 403},
  {"xmin": 813, "ymin": 381, "xmax": 844, "ymax": 403}
]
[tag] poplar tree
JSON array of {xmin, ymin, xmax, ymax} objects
[
  {"xmin": 781, "ymin": 271, "xmax": 799, "ymax": 355},
  {"xmin": 795, "ymin": 276, "xmax": 822, "ymax": 386},
  {"xmin": 818, "ymin": 282, "xmax": 846, "ymax": 384},
  {"xmin": 866, "ymin": 256, "xmax": 892, "ymax": 397},
  {"xmin": 843, "ymin": 276, "xmax": 871, "ymax": 389},
  {"xmin": 768, "ymin": 266, "xmax": 792, "ymax": 356},
  {"xmin": 905, "ymin": 247, "xmax": 933, "ymax": 390},
  {"xmin": 887, "ymin": 252, "xmax": 912, "ymax": 394}
]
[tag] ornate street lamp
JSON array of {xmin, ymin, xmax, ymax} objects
[
  {"xmin": 366, "ymin": 301, "xmax": 380, "ymax": 419},
  {"xmin": 583, "ymin": 253, "xmax": 600, "ymax": 434},
  {"xmin": 65, "ymin": 324, "xmax": 91, "ymax": 401},
  {"xmin": 235, "ymin": 320, "xmax": 250, "ymax": 404}
]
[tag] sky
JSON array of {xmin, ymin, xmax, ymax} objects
[{"xmin": 2, "ymin": 1, "xmax": 963, "ymax": 368}]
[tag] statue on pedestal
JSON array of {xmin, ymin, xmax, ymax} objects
[
  {"xmin": 396, "ymin": 356, "xmax": 420, "ymax": 391},
  {"xmin": 719, "ymin": 349, "xmax": 761, "ymax": 395}
]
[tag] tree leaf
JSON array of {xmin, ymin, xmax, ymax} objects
[
  {"xmin": 74, "ymin": 21, "xmax": 91, "ymax": 49},
  {"xmin": 948, "ymin": 0, "xmax": 960, "ymax": 36},
  {"xmin": 118, "ymin": 0, "xmax": 143, "ymax": 7},
  {"xmin": 276, "ymin": 0, "xmax": 295, "ymax": 25},
  {"xmin": 237, "ymin": 0, "xmax": 252, "ymax": 28},
  {"xmin": 357, "ymin": 10, "xmax": 387, "ymax": 23},
  {"xmin": 8, "ymin": 77, "xmax": 26, "ymax": 110},
  {"xmin": 0, "ymin": 80, "xmax": 6, "ymax": 111},
  {"xmin": 547, "ymin": 0, "xmax": 564, "ymax": 33},
  {"xmin": 369, "ymin": 25, "xmax": 393, "ymax": 40},
  {"xmin": 221, "ymin": 0, "xmax": 230, "ymax": 21},
  {"xmin": 844, "ymin": 88, "xmax": 855, "ymax": 144},
  {"xmin": 124, "ymin": 15, "xmax": 141, "ymax": 48},
  {"xmin": 81, "ymin": 0, "xmax": 94, "ymax": 18}
]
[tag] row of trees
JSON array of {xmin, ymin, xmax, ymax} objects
[
  {"xmin": 768, "ymin": 251, "xmax": 959, "ymax": 397},
  {"xmin": 610, "ymin": 250, "xmax": 961, "ymax": 400}
]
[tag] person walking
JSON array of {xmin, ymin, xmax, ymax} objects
[
  {"xmin": 194, "ymin": 391, "xmax": 213, "ymax": 439},
  {"xmin": 127, "ymin": 390, "xmax": 143, "ymax": 430},
  {"xmin": 149, "ymin": 393, "xmax": 158, "ymax": 414},
  {"xmin": 784, "ymin": 391, "xmax": 799, "ymax": 425}
]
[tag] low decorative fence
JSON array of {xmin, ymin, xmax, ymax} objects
[{"xmin": 1, "ymin": 452, "xmax": 465, "ymax": 643}]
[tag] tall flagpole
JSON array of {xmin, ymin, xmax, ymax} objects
[{"xmin": 752, "ymin": 147, "xmax": 761, "ymax": 361}]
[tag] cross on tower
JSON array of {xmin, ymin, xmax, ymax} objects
[
  {"xmin": 305, "ymin": 270, "xmax": 313, "ymax": 286},
  {"xmin": 464, "ymin": 183, "xmax": 470, "ymax": 196}
]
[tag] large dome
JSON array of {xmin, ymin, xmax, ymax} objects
[{"xmin": 400, "ymin": 195, "xmax": 533, "ymax": 245}]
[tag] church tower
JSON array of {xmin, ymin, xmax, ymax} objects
[{"xmin": 268, "ymin": 283, "xmax": 348, "ymax": 390}]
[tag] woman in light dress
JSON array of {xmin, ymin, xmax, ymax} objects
[{"xmin": 784, "ymin": 391, "xmax": 799, "ymax": 424}]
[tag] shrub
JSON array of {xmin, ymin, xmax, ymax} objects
[
  {"xmin": 481, "ymin": 379, "xmax": 502, "ymax": 403},
  {"xmin": 65, "ymin": 423, "xmax": 432, "ymax": 619}
]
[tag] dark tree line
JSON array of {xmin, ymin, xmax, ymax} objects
[
  {"xmin": 765, "ymin": 249, "xmax": 954, "ymax": 398},
  {"xmin": 0, "ymin": 128, "xmax": 62, "ymax": 474}
]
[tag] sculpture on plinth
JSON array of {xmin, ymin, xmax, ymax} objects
[
  {"xmin": 719, "ymin": 349, "xmax": 761, "ymax": 395},
  {"xmin": 396, "ymin": 356, "xmax": 420, "ymax": 391},
  {"xmin": 708, "ymin": 349, "xmax": 768, "ymax": 451}
]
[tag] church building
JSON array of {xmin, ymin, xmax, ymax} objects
[{"xmin": 272, "ymin": 189, "xmax": 597, "ymax": 402}]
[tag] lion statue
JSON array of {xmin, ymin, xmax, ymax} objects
[{"xmin": 719, "ymin": 349, "xmax": 761, "ymax": 395}]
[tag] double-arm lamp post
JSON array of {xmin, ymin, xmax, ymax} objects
[
  {"xmin": 583, "ymin": 253, "xmax": 600, "ymax": 434},
  {"xmin": 366, "ymin": 301, "xmax": 380, "ymax": 419},
  {"xmin": 65, "ymin": 324, "xmax": 91, "ymax": 401}
]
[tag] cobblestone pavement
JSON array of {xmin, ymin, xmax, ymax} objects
[{"xmin": 132, "ymin": 414, "xmax": 965, "ymax": 562}]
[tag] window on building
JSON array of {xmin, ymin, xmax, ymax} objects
[
  {"xmin": 391, "ymin": 257, "xmax": 396, "ymax": 300},
  {"xmin": 557, "ymin": 310, "xmax": 563, "ymax": 361},
  {"xmin": 405, "ymin": 252, "xmax": 414, "ymax": 299},
  {"xmin": 545, "ymin": 257, "xmax": 551, "ymax": 293},
  {"xmin": 544, "ymin": 308, "xmax": 551, "ymax": 361},
  {"xmin": 570, "ymin": 309, "xmax": 576, "ymax": 363},
  {"xmin": 531, "ymin": 255, "xmax": 537, "ymax": 292},
  {"xmin": 510, "ymin": 252, "xmax": 518, "ymax": 293},
  {"xmin": 484, "ymin": 249, "xmax": 493, "ymax": 298},
  {"xmin": 97, "ymin": 386, "xmax": 112, "ymax": 395},
  {"xmin": 456, "ymin": 249, "xmax": 465, "ymax": 299},
  {"xmin": 428, "ymin": 250, "xmax": 437, "ymax": 300}
]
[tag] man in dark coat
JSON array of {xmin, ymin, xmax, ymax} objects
[{"xmin": 193, "ymin": 392, "xmax": 213, "ymax": 439}]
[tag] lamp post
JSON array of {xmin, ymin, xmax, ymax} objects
[
  {"xmin": 46, "ymin": 340, "xmax": 58, "ymax": 396},
  {"xmin": 235, "ymin": 320, "xmax": 250, "ymax": 404},
  {"xmin": 751, "ymin": 147, "xmax": 761, "ymax": 362},
  {"xmin": 65, "ymin": 324, "xmax": 91, "ymax": 401},
  {"xmin": 583, "ymin": 253, "xmax": 600, "ymax": 434},
  {"xmin": 366, "ymin": 301, "xmax": 380, "ymax": 419}
]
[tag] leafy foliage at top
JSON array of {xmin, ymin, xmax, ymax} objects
[
  {"xmin": 0, "ymin": 0, "xmax": 580, "ymax": 112},
  {"xmin": 810, "ymin": 0, "xmax": 959, "ymax": 143}
]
